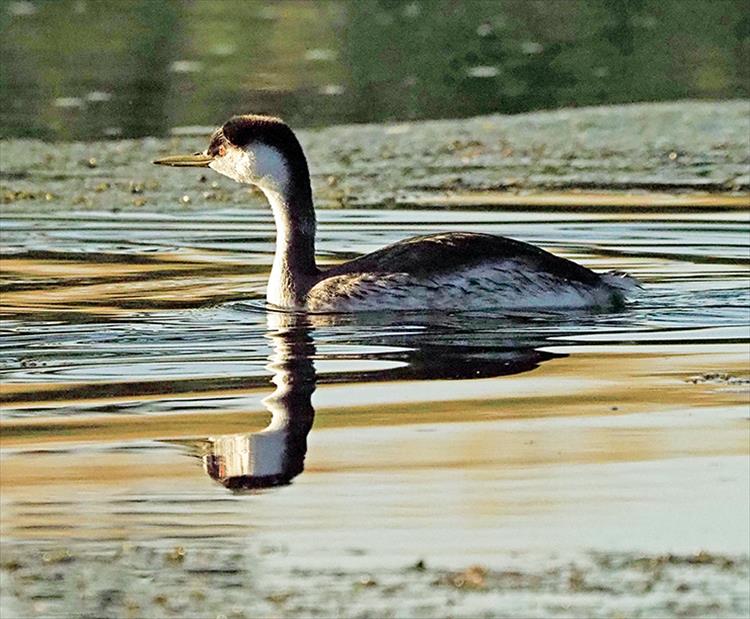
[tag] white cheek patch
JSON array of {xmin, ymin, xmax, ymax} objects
[
  {"xmin": 209, "ymin": 143, "xmax": 290, "ymax": 193},
  {"xmin": 208, "ymin": 148, "xmax": 249, "ymax": 183}
]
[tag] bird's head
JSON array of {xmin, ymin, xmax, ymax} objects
[{"xmin": 154, "ymin": 115, "xmax": 308, "ymax": 195}]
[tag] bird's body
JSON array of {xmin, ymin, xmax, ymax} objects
[
  {"xmin": 307, "ymin": 232, "xmax": 624, "ymax": 312},
  {"xmin": 155, "ymin": 115, "xmax": 634, "ymax": 313}
]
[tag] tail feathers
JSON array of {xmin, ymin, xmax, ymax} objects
[{"xmin": 601, "ymin": 270, "xmax": 641, "ymax": 293}]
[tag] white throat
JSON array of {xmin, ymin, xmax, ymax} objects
[
  {"xmin": 210, "ymin": 143, "xmax": 315, "ymax": 308},
  {"xmin": 265, "ymin": 188, "xmax": 307, "ymax": 308}
]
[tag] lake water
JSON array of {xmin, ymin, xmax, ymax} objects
[
  {"xmin": 1, "ymin": 104, "xmax": 749, "ymax": 617},
  {"xmin": 2, "ymin": 0, "xmax": 749, "ymax": 139}
]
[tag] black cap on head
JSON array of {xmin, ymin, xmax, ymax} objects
[
  {"xmin": 222, "ymin": 114, "xmax": 286, "ymax": 147},
  {"xmin": 207, "ymin": 115, "xmax": 308, "ymax": 170}
]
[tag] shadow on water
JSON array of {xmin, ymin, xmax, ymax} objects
[{"xmin": 192, "ymin": 311, "xmax": 563, "ymax": 491}]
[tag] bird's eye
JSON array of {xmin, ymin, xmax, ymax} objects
[{"xmin": 218, "ymin": 145, "xmax": 227, "ymax": 157}]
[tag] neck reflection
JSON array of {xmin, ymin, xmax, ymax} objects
[
  {"xmin": 203, "ymin": 313, "xmax": 315, "ymax": 491},
  {"xmin": 199, "ymin": 313, "xmax": 567, "ymax": 492}
]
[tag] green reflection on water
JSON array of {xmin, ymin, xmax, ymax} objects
[{"xmin": 1, "ymin": 0, "xmax": 748, "ymax": 140}]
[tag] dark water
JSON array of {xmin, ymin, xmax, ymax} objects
[{"xmin": 2, "ymin": 0, "xmax": 749, "ymax": 139}]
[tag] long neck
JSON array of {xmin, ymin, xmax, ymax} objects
[{"xmin": 262, "ymin": 181, "xmax": 318, "ymax": 308}]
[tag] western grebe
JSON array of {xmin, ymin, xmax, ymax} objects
[{"xmin": 154, "ymin": 114, "xmax": 634, "ymax": 312}]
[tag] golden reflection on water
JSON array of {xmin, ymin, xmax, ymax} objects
[
  {"xmin": 0, "ymin": 252, "xmax": 261, "ymax": 315},
  {"xmin": 408, "ymin": 191, "xmax": 750, "ymax": 209},
  {"xmin": 1, "ymin": 197, "xmax": 748, "ymax": 555},
  {"xmin": 1, "ymin": 347, "xmax": 748, "ymax": 447}
]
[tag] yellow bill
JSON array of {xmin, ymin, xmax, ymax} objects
[{"xmin": 153, "ymin": 153, "xmax": 214, "ymax": 167}]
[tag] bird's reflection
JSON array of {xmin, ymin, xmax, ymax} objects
[
  {"xmin": 202, "ymin": 313, "xmax": 315, "ymax": 490},
  {"xmin": 199, "ymin": 312, "xmax": 566, "ymax": 491}
]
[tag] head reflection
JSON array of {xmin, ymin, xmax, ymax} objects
[{"xmin": 203, "ymin": 313, "xmax": 315, "ymax": 491}]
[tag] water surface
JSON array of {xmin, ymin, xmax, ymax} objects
[{"xmin": 1, "ymin": 105, "xmax": 749, "ymax": 617}]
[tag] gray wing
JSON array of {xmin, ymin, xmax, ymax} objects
[{"xmin": 323, "ymin": 232, "xmax": 602, "ymax": 286}]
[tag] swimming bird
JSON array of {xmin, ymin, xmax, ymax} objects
[{"xmin": 154, "ymin": 115, "xmax": 634, "ymax": 312}]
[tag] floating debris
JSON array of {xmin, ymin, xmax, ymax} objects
[
  {"xmin": 7, "ymin": 1, "xmax": 37, "ymax": 17},
  {"xmin": 209, "ymin": 43, "xmax": 236, "ymax": 57},
  {"xmin": 305, "ymin": 48, "xmax": 336, "ymax": 62},
  {"xmin": 170, "ymin": 60, "xmax": 203, "ymax": 74},
  {"xmin": 402, "ymin": 2, "xmax": 420, "ymax": 18},
  {"xmin": 256, "ymin": 5, "xmax": 278, "ymax": 20},
  {"xmin": 444, "ymin": 565, "xmax": 487, "ymax": 589},
  {"xmin": 319, "ymin": 84, "xmax": 344, "ymax": 96},
  {"xmin": 165, "ymin": 546, "xmax": 185, "ymax": 565},
  {"xmin": 42, "ymin": 549, "xmax": 73, "ymax": 565},
  {"xmin": 53, "ymin": 97, "xmax": 84, "ymax": 109},
  {"xmin": 466, "ymin": 65, "xmax": 499, "ymax": 78},
  {"xmin": 85, "ymin": 91, "xmax": 112, "ymax": 103},
  {"xmin": 521, "ymin": 41, "xmax": 544, "ymax": 55},
  {"xmin": 265, "ymin": 591, "xmax": 293, "ymax": 605},
  {"xmin": 687, "ymin": 373, "xmax": 750, "ymax": 385},
  {"xmin": 2, "ymin": 189, "xmax": 55, "ymax": 203},
  {"xmin": 476, "ymin": 23, "xmax": 493, "ymax": 37}
]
